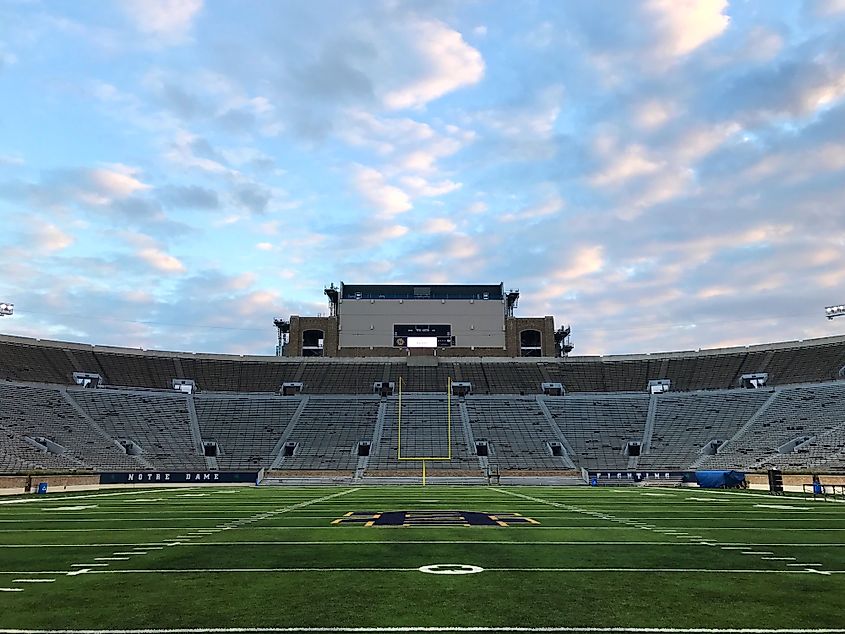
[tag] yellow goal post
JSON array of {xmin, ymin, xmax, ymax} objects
[{"xmin": 397, "ymin": 376, "xmax": 453, "ymax": 484}]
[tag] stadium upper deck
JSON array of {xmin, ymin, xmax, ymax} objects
[{"xmin": 1, "ymin": 332, "xmax": 843, "ymax": 394}]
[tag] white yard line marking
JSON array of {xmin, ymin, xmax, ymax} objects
[
  {"xmin": 0, "ymin": 588, "xmax": 23, "ymax": 592},
  {"xmin": 741, "ymin": 552, "xmax": 773, "ymax": 555},
  {"xmin": 70, "ymin": 563, "xmax": 108, "ymax": 567},
  {"xmin": 762, "ymin": 557, "xmax": 796, "ymax": 561},
  {"xmin": 11, "ymin": 579, "xmax": 55, "ymax": 583},
  {"xmin": 787, "ymin": 563, "xmax": 822, "ymax": 567},
  {"xmin": 66, "ymin": 568, "xmax": 90, "ymax": 576},
  {"xmin": 95, "ymin": 557, "xmax": 129, "ymax": 561},
  {"xmin": 0, "ymin": 625, "xmax": 845, "ymax": 634},
  {"xmin": 44, "ymin": 505, "xmax": 99, "ymax": 512},
  {"xmin": 2, "ymin": 566, "xmax": 838, "ymax": 575},
  {"xmin": 0, "ymin": 489, "xmax": 198, "ymax": 505},
  {"xmin": 755, "ymin": 504, "xmax": 811, "ymax": 511}
]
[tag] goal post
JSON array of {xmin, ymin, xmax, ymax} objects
[{"xmin": 397, "ymin": 376, "xmax": 452, "ymax": 484}]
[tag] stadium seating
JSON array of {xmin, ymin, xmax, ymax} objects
[
  {"xmin": 67, "ymin": 389, "xmax": 205, "ymax": 469},
  {"xmin": 195, "ymin": 395, "xmax": 301, "ymax": 469},
  {"xmin": 545, "ymin": 396, "xmax": 649, "ymax": 470},
  {"xmin": 637, "ymin": 390, "xmax": 772, "ymax": 469},
  {"xmin": 280, "ymin": 398, "xmax": 379, "ymax": 470},
  {"xmin": 466, "ymin": 398, "xmax": 569, "ymax": 471},
  {"xmin": 0, "ymin": 384, "xmax": 141, "ymax": 470},
  {"xmin": 1, "ymin": 329, "xmax": 845, "ymax": 475},
  {"xmin": 700, "ymin": 383, "xmax": 845, "ymax": 471},
  {"xmin": 2, "ymin": 333, "xmax": 844, "ymax": 395},
  {"xmin": 368, "ymin": 396, "xmax": 479, "ymax": 472}
]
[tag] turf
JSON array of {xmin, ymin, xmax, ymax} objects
[{"xmin": 0, "ymin": 485, "xmax": 844, "ymax": 633}]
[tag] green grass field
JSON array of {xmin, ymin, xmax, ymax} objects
[{"xmin": 1, "ymin": 485, "xmax": 844, "ymax": 633}]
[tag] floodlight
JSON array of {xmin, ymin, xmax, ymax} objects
[
  {"xmin": 0, "ymin": 302, "xmax": 13, "ymax": 316},
  {"xmin": 825, "ymin": 305, "xmax": 845, "ymax": 320}
]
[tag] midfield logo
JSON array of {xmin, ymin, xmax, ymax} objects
[{"xmin": 331, "ymin": 510, "xmax": 539, "ymax": 527}]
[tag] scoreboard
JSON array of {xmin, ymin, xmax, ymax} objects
[{"xmin": 393, "ymin": 324, "xmax": 455, "ymax": 348}]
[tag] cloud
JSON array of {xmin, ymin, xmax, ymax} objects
[
  {"xmin": 122, "ymin": 0, "xmax": 203, "ymax": 44},
  {"xmin": 477, "ymin": 85, "xmax": 564, "ymax": 141},
  {"xmin": 158, "ymin": 185, "xmax": 219, "ymax": 209},
  {"xmin": 233, "ymin": 182, "xmax": 271, "ymax": 214},
  {"xmin": 501, "ymin": 194, "xmax": 565, "ymax": 222},
  {"xmin": 350, "ymin": 165, "xmax": 412, "ymax": 216},
  {"xmin": 421, "ymin": 218, "xmax": 457, "ymax": 234},
  {"xmin": 380, "ymin": 19, "xmax": 484, "ymax": 110},
  {"xmin": 122, "ymin": 233, "xmax": 187, "ymax": 274},
  {"xmin": 23, "ymin": 223, "xmax": 75, "ymax": 253},
  {"xmin": 645, "ymin": 0, "xmax": 730, "ymax": 58},
  {"xmin": 86, "ymin": 165, "xmax": 150, "ymax": 201}
]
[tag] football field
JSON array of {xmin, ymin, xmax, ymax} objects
[{"xmin": 1, "ymin": 485, "xmax": 844, "ymax": 633}]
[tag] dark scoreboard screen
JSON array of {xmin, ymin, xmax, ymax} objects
[{"xmin": 393, "ymin": 324, "xmax": 454, "ymax": 347}]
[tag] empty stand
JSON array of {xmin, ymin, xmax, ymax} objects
[
  {"xmin": 195, "ymin": 395, "xmax": 301, "ymax": 469},
  {"xmin": 466, "ymin": 397, "xmax": 568, "ymax": 471},
  {"xmin": 68, "ymin": 389, "xmax": 204, "ymax": 469},
  {"xmin": 0, "ymin": 384, "xmax": 140, "ymax": 470},
  {"xmin": 281, "ymin": 398, "xmax": 379, "ymax": 470},
  {"xmin": 545, "ymin": 395, "xmax": 649, "ymax": 470},
  {"xmin": 638, "ymin": 390, "xmax": 772, "ymax": 469},
  {"xmin": 369, "ymin": 396, "xmax": 479, "ymax": 472},
  {"xmin": 701, "ymin": 384, "xmax": 845, "ymax": 470}
]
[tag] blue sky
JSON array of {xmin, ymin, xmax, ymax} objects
[{"xmin": 1, "ymin": 0, "xmax": 845, "ymax": 356}]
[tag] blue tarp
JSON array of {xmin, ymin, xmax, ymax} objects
[{"xmin": 695, "ymin": 470, "xmax": 746, "ymax": 488}]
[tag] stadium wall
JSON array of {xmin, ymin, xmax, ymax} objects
[{"xmin": 287, "ymin": 315, "xmax": 556, "ymax": 357}]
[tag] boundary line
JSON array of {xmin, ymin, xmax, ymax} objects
[{"xmin": 0, "ymin": 625, "xmax": 845, "ymax": 634}]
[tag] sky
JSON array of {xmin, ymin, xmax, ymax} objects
[{"xmin": 1, "ymin": 0, "xmax": 845, "ymax": 357}]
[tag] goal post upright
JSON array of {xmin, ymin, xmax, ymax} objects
[{"xmin": 396, "ymin": 375, "xmax": 453, "ymax": 485}]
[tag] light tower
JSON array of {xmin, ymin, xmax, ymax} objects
[{"xmin": 825, "ymin": 305, "xmax": 845, "ymax": 320}]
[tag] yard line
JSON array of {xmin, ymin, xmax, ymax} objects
[
  {"xmin": 95, "ymin": 557, "xmax": 129, "ymax": 561},
  {"xmin": 0, "ymin": 489, "xmax": 200, "ymax": 506},
  {"xmin": 3, "ymin": 629, "xmax": 845, "ymax": 634},
  {"xmin": 5, "ymin": 526, "xmax": 845, "ymax": 532},
  {"xmin": 101, "ymin": 540, "xmax": 737, "ymax": 546},
  {"xmin": 11, "ymin": 579, "xmax": 55, "ymax": 583},
  {"xmin": 0, "ymin": 567, "xmax": 837, "ymax": 575},
  {"xmin": 0, "ymin": 588, "xmax": 23, "ymax": 592}
]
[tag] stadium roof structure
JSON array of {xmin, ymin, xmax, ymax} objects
[{"xmin": 338, "ymin": 283, "xmax": 505, "ymax": 301}]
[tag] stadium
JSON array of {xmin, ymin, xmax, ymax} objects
[
  {"xmin": 5, "ymin": 1, "xmax": 845, "ymax": 632},
  {"xmin": 1, "ymin": 282, "xmax": 845, "ymax": 632}
]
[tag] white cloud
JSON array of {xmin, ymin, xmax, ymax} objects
[
  {"xmin": 256, "ymin": 242, "xmax": 274, "ymax": 251},
  {"xmin": 632, "ymin": 100, "xmax": 675, "ymax": 130},
  {"xmin": 123, "ymin": 0, "xmax": 203, "ymax": 44},
  {"xmin": 26, "ymin": 224, "xmax": 74, "ymax": 253},
  {"xmin": 381, "ymin": 19, "xmax": 484, "ymax": 110},
  {"xmin": 501, "ymin": 194, "xmax": 565, "ymax": 222},
  {"xmin": 399, "ymin": 175, "xmax": 461, "ymax": 197},
  {"xmin": 87, "ymin": 164, "xmax": 150, "ymax": 199},
  {"xmin": 350, "ymin": 165, "xmax": 412, "ymax": 216},
  {"xmin": 478, "ymin": 85, "xmax": 563, "ymax": 141},
  {"xmin": 137, "ymin": 246, "xmax": 186, "ymax": 273},
  {"xmin": 422, "ymin": 218, "xmax": 458, "ymax": 234},
  {"xmin": 645, "ymin": 0, "xmax": 730, "ymax": 58},
  {"xmin": 590, "ymin": 144, "xmax": 662, "ymax": 187},
  {"xmin": 122, "ymin": 233, "xmax": 186, "ymax": 274}
]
